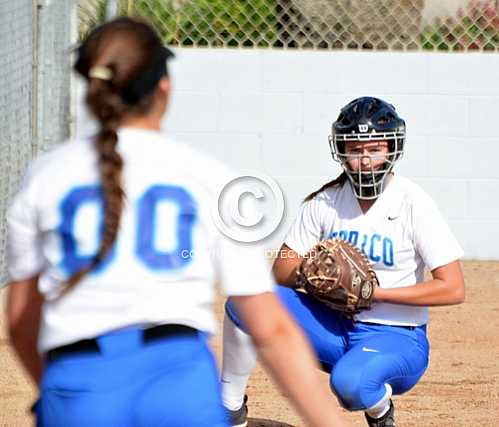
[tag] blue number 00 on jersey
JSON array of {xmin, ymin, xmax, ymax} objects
[{"xmin": 58, "ymin": 184, "xmax": 197, "ymax": 275}]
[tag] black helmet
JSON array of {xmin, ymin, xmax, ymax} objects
[{"xmin": 328, "ymin": 97, "xmax": 406, "ymax": 200}]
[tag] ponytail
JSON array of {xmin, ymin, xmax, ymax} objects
[
  {"xmin": 303, "ymin": 172, "xmax": 348, "ymax": 202},
  {"xmin": 64, "ymin": 79, "xmax": 125, "ymax": 291},
  {"xmin": 64, "ymin": 17, "xmax": 172, "ymax": 291}
]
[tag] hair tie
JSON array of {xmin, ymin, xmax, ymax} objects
[{"xmin": 89, "ymin": 66, "xmax": 113, "ymax": 81}]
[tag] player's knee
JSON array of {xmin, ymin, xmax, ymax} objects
[{"xmin": 330, "ymin": 367, "xmax": 364, "ymax": 411}]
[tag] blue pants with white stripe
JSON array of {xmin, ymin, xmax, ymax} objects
[
  {"xmin": 35, "ymin": 327, "xmax": 228, "ymax": 427},
  {"xmin": 226, "ymin": 285, "xmax": 429, "ymax": 411}
]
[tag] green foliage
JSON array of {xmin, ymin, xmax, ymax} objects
[
  {"xmin": 420, "ymin": 0, "xmax": 499, "ymax": 51},
  {"xmin": 79, "ymin": 0, "xmax": 499, "ymax": 52},
  {"xmin": 129, "ymin": 0, "xmax": 278, "ymax": 47},
  {"xmin": 78, "ymin": 0, "xmax": 107, "ymax": 40}
]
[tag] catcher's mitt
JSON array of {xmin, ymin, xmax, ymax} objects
[{"xmin": 296, "ymin": 238, "xmax": 378, "ymax": 315}]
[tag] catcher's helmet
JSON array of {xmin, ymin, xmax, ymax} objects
[{"xmin": 328, "ymin": 97, "xmax": 406, "ymax": 200}]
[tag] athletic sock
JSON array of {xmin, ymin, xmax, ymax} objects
[
  {"xmin": 221, "ymin": 313, "xmax": 257, "ymax": 410},
  {"xmin": 365, "ymin": 384, "xmax": 392, "ymax": 419}
]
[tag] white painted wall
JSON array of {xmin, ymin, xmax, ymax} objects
[{"xmin": 76, "ymin": 49, "xmax": 499, "ymax": 260}]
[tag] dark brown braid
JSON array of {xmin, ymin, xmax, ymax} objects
[
  {"xmin": 303, "ymin": 172, "xmax": 348, "ymax": 202},
  {"xmin": 65, "ymin": 18, "xmax": 165, "ymax": 291}
]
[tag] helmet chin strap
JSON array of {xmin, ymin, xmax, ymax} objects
[{"xmin": 344, "ymin": 162, "xmax": 394, "ymax": 200}]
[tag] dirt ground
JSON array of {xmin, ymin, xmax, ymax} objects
[{"xmin": 1, "ymin": 261, "xmax": 498, "ymax": 426}]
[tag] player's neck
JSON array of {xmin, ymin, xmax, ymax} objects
[
  {"xmin": 121, "ymin": 115, "xmax": 162, "ymax": 131},
  {"xmin": 358, "ymin": 198, "xmax": 376, "ymax": 214},
  {"xmin": 121, "ymin": 106, "xmax": 164, "ymax": 131},
  {"xmin": 357, "ymin": 173, "xmax": 394, "ymax": 214}
]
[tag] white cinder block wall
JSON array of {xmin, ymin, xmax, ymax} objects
[{"xmin": 76, "ymin": 49, "xmax": 499, "ymax": 260}]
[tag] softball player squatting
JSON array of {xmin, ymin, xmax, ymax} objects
[
  {"xmin": 6, "ymin": 18, "xmax": 349, "ymax": 427},
  {"xmin": 222, "ymin": 97, "xmax": 465, "ymax": 427}
]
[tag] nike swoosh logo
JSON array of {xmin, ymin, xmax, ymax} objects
[
  {"xmin": 388, "ymin": 216, "xmax": 399, "ymax": 221},
  {"xmin": 362, "ymin": 347, "xmax": 380, "ymax": 353}
]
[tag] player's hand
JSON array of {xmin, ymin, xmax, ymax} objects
[{"xmin": 296, "ymin": 238, "xmax": 378, "ymax": 315}]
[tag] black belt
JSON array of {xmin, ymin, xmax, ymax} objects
[
  {"xmin": 396, "ymin": 325, "xmax": 416, "ymax": 330},
  {"xmin": 357, "ymin": 321, "xmax": 418, "ymax": 331},
  {"xmin": 46, "ymin": 324, "xmax": 198, "ymax": 362}
]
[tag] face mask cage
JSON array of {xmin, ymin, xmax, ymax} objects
[{"xmin": 328, "ymin": 130, "xmax": 405, "ymax": 200}]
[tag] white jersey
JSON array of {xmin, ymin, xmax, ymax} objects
[
  {"xmin": 285, "ymin": 175, "xmax": 463, "ymax": 326},
  {"xmin": 7, "ymin": 128, "xmax": 274, "ymax": 352}
]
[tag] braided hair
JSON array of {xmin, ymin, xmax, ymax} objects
[{"xmin": 67, "ymin": 17, "xmax": 172, "ymax": 290}]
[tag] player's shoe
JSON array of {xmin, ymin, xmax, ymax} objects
[
  {"xmin": 364, "ymin": 400, "xmax": 396, "ymax": 427},
  {"xmin": 226, "ymin": 395, "xmax": 248, "ymax": 427}
]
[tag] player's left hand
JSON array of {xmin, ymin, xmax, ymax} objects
[{"xmin": 296, "ymin": 238, "xmax": 378, "ymax": 315}]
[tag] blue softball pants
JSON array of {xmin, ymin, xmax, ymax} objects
[
  {"xmin": 35, "ymin": 327, "xmax": 228, "ymax": 427},
  {"xmin": 226, "ymin": 285, "xmax": 429, "ymax": 411}
]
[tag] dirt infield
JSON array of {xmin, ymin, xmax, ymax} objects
[{"xmin": 1, "ymin": 261, "xmax": 498, "ymax": 426}]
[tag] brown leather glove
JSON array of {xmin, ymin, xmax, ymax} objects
[{"xmin": 296, "ymin": 238, "xmax": 378, "ymax": 315}]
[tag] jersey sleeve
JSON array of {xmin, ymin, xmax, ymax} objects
[
  {"xmin": 6, "ymin": 164, "xmax": 45, "ymax": 281},
  {"xmin": 201, "ymin": 156, "xmax": 275, "ymax": 296},
  {"xmin": 283, "ymin": 198, "xmax": 323, "ymax": 256},
  {"xmin": 215, "ymin": 236, "xmax": 274, "ymax": 296},
  {"xmin": 411, "ymin": 191, "xmax": 464, "ymax": 271}
]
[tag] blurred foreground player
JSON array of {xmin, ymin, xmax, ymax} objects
[{"xmin": 6, "ymin": 17, "xmax": 349, "ymax": 427}]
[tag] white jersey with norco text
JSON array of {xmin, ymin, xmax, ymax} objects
[
  {"xmin": 284, "ymin": 175, "xmax": 463, "ymax": 326},
  {"xmin": 7, "ymin": 128, "xmax": 274, "ymax": 353}
]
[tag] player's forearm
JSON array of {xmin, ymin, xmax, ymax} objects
[
  {"xmin": 9, "ymin": 329, "xmax": 43, "ymax": 385},
  {"xmin": 272, "ymin": 245, "xmax": 302, "ymax": 288},
  {"xmin": 255, "ymin": 321, "xmax": 350, "ymax": 427},
  {"xmin": 272, "ymin": 266, "xmax": 300, "ymax": 288},
  {"xmin": 374, "ymin": 279, "xmax": 465, "ymax": 306},
  {"xmin": 7, "ymin": 278, "xmax": 44, "ymax": 385}
]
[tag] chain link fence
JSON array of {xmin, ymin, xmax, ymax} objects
[
  {"xmin": 0, "ymin": 1, "xmax": 75, "ymax": 286},
  {"xmin": 79, "ymin": 0, "xmax": 499, "ymax": 51},
  {"xmin": 36, "ymin": 1, "xmax": 76, "ymax": 153},
  {"xmin": 0, "ymin": 0, "xmax": 35, "ymax": 286}
]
